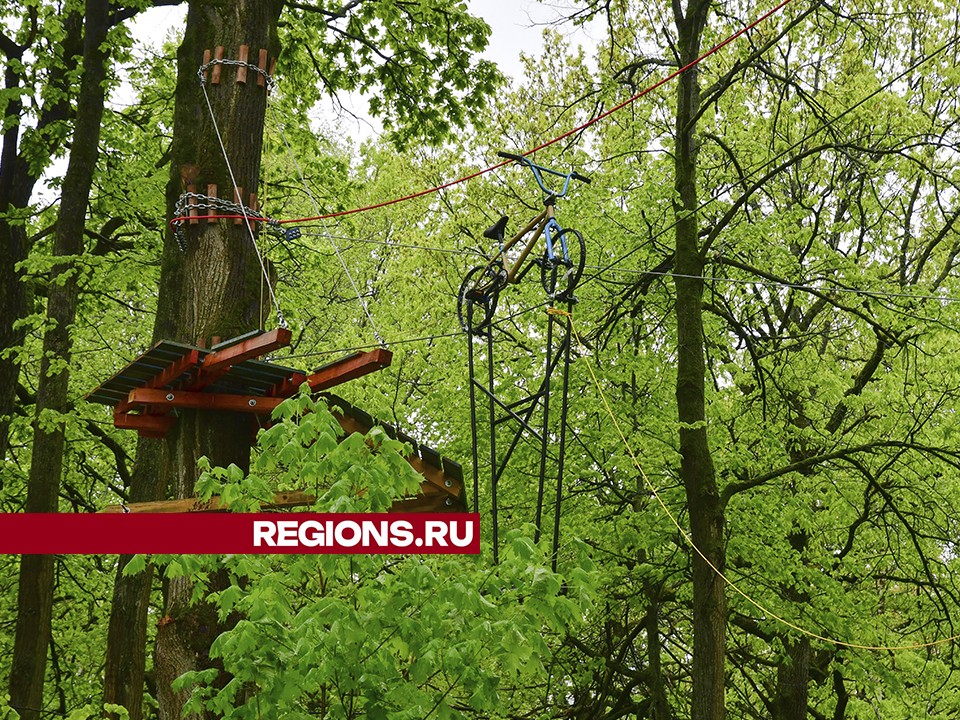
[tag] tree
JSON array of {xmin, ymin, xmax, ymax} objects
[
  {"xmin": 0, "ymin": 5, "xmax": 83, "ymax": 461},
  {"xmin": 8, "ymin": 1, "xmax": 112, "ymax": 717}
]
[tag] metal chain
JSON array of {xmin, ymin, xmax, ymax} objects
[
  {"xmin": 172, "ymin": 192, "xmax": 267, "ymax": 251},
  {"xmin": 197, "ymin": 59, "xmax": 275, "ymax": 92},
  {"xmin": 173, "ymin": 192, "xmax": 267, "ymax": 219}
]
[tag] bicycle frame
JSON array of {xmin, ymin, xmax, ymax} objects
[{"xmin": 493, "ymin": 201, "xmax": 567, "ymax": 284}]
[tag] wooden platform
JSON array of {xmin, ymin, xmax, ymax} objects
[{"xmin": 88, "ymin": 330, "xmax": 465, "ymax": 512}]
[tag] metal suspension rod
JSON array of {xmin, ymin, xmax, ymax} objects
[
  {"xmin": 467, "ymin": 304, "xmax": 480, "ymax": 514},
  {"xmin": 552, "ymin": 307, "xmax": 574, "ymax": 572},
  {"xmin": 534, "ymin": 311, "xmax": 555, "ymax": 543},
  {"xmin": 471, "ymin": 381, "xmax": 545, "ymax": 440},
  {"xmin": 487, "ymin": 321, "xmax": 499, "ymax": 564}
]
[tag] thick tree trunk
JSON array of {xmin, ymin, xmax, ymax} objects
[
  {"xmin": 7, "ymin": 2, "xmax": 110, "ymax": 718},
  {"xmin": 104, "ymin": 3, "xmax": 283, "ymax": 718},
  {"xmin": 672, "ymin": 2, "xmax": 727, "ymax": 720}
]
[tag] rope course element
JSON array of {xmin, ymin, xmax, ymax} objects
[
  {"xmin": 555, "ymin": 306, "xmax": 960, "ymax": 652},
  {"xmin": 283, "ymin": 300, "xmax": 550, "ymax": 361},
  {"xmin": 198, "ymin": 68, "xmax": 286, "ymax": 329},
  {"xmin": 169, "ymin": 0, "xmax": 796, "ymax": 229},
  {"xmin": 198, "ymin": 45, "xmax": 276, "ymax": 91},
  {"xmin": 172, "ymin": 192, "xmax": 268, "ymax": 250},
  {"xmin": 268, "ymin": 105, "xmax": 386, "ymax": 347}
]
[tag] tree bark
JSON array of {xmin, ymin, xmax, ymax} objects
[
  {"xmin": 103, "ymin": 440, "xmax": 165, "ymax": 720},
  {"xmin": 773, "ymin": 637, "xmax": 811, "ymax": 720},
  {"xmin": 7, "ymin": 2, "xmax": 111, "ymax": 718},
  {"xmin": 672, "ymin": 2, "xmax": 727, "ymax": 720},
  {"xmin": 0, "ymin": 13, "xmax": 83, "ymax": 460},
  {"xmin": 117, "ymin": 3, "xmax": 283, "ymax": 718}
]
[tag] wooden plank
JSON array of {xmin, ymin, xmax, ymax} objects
[
  {"xmin": 114, "ymin": 349, "xmax": 200, "ymax": 414},
  {"xmin": 127, "ymin": 388, "xmax": 284, "ymax": 414},
  {"xmin": 257, "ymin": 49, "xmax": 268, "ymax": 87},
  {"xmin": 211, "ymin": 46, "xmax": 224, "ymax": 84},
  {"xmin": 189, "ymin": 327, "xmax": 291, "ymax": 389},
  {"xmin": 236, "ymin": 44, "xmax": 248, "ymax": 83},
  {"xmin": 98, "ymin": 487, "xmax": 461, "ymax": 514},
  {"xmin": 233, "ymin": 186, "xmax": 243, "ymax": 225},
  {"xmin": 100, "ymin": 490, "xmax": 317, "ymax": 513},
  {"xmin": 267, "ymin": 371, "xmax": 308, "ymax": 399},
  {"xmin": 113, "ymin": 413, "xmax": 176, "ymax": 435},
  {"xmin": 207, "ymin": 184, "xmax": 217, "ymax": 222},
  {"xmin": 333, "ymin": 410, "xmax": 461, "ymax": 499},
  {"xmin": 304, "ymin": 349, "xmax": 393, "ymax": 392}
]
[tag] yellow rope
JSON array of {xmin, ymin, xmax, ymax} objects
[{"xmin": 548, "ymin": 305, "xmax": 960, "ymax": 652}]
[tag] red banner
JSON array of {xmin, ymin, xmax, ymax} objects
[{"xmin": 0, "ymin": 513, "xmax": 480, "ymax": 554}]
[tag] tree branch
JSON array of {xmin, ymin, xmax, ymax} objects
[{"xmin": 722, "ymin": 440, "xmax": 960, "ymax": 502}]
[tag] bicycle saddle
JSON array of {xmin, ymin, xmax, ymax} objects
[{"xmin": 483, "ymin": 215, "xmax": 509, "ymax": 241}]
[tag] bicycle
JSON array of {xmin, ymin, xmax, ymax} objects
[{"xmin": 458, "ymin": 152, "xmax": 590, "ymax": 335}]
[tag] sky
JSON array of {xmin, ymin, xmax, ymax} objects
[{"xmin": 121, "ymin": 0, "xmax": 604, "ymax": 141}]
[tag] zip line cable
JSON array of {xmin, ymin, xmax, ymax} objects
[
  {"xmin": 283, "ymin": 300, "xmax": 549, "ymax": 361},
  {"xmin": 171, "ymin": 0, "xmax": 796, "ymax": 228},
  {"xmin": 576, "ymin": 31, "xmax": 960, "ymax": 294},
  {"xmin": 553, "ymin": 306, "xmax": 960, "ymax": 652},
  {"xmin": 268, "ymin": 105, "xmax": 385, "ymax": 346}
]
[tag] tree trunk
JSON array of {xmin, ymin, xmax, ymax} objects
[
  {"xmin": 646, "ymin": 595, "xmax": 671, "ymax": 720},
  {"xmin": 773, "ymin": 637, "xmax": 811, "ymax": 720},
  {"xmin": 672, "ymin": 2, "xmax": 727, "ymax": 720},
  {"xmin": 134, "ymin": 3, "xmax": 283, "ymax": 718},
  {"xmin": 0, "ymin": 13, "xmax": 83, "ymax": 461},
  {"xmin": 102, "ymin": 2, "xmax": 283, "ymax": 713},
  {"xmin": 103, "ymin": 440, "xmax": 165, "ymax": 720},
  {"xmin": 7, "ymin": 2, "xmax": 110, "ymax": 718}
]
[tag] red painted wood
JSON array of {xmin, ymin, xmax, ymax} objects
[
  {"xmin": 189, "ymin": 327, "xmax": 292, "ymax": 389},
  {"xmin": 114, "ymin": 349, "xmax": 200, "ymax": 414},
  {"xmin": 127, "ymin": 388, "xmax": 284, "ymax": 414},
  {"xmin": 304, "ymin": 348, "xmax": 393, "ymax": 392},
  {"xmin": 113, "ymin": 412, "xmax": 176, "ymax": 434}
]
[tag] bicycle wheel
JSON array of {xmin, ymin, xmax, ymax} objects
[
  {"xmin": 541, "ymin": 228, "xmax": 586, "ymax": 299},
  {"xmin": 458, "ymin": 262, "xmax": 505, "ymax": 335}
]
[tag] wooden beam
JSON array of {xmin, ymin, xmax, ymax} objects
[
  {"xmin": 267, "ymin": 371, "xmax": 308, "ymax": 399},
  {"xmin": 189, "ymin": 327, "xmax": 292, "ymax": 390},
  {"xmin": 100, "ymin": 485, "xmax": 462, "ymax": 514},
  {"xmin": 113, "ymin": 413, "xmax": 176, "ymax": 435},
  {"xmin": 304, "ymin": 349, "xmax": 393, "ymax": 393},
  {"xmin": 114, "ymin": 349, "xmax": 201, "ymax": 414},
  {"xmin": 127, "ymin": 388, "xmax": 284, "ymax": 414},
  {"xmin": 333, "ymin": 410, "xmax": 461, "ymax": 499}
]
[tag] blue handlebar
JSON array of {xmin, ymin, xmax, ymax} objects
[{"xmin": 497, "ymin": 151, "xmax": 591, "ymax": 198}]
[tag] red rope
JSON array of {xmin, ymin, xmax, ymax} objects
[{"xmin": 171, "ymin": 0, "xmax": 794, "ymax": 227}]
